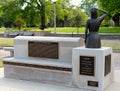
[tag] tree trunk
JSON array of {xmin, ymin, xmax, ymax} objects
[
  {"xmin": 112, "ymin": 13, "xmax": 120, "ymax": 27},
  {"xmin": 40, "ymin": 5, "xmax": 46, "ymax": 30}
]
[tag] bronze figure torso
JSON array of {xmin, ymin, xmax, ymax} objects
[{"xmin": 85, "ymin": 8, "xmax": 107, "ymax": 48}]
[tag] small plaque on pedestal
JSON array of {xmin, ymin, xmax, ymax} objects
[{"xmin": 88, "ymin": 81, "xmax": 98, "ymax": 87}]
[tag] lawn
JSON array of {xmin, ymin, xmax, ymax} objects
[
  {"xmin": 48, "ymin": 27, "xmax": 120, "ymax": 33},
  {"xmin": 102, "ymin": 40, "xmax": 120, "ymax": 52},
  {"xmin": 0, "ymin": 27, "xmax": 120, "ymax": 33},
  {"xmin": 0, "ymin": 38, "xmax": 14, "ymax": 47}
]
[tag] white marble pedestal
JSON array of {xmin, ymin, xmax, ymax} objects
[{"xmin": 72, "ymin": 47, "xmax": 114, "ymax": 91}]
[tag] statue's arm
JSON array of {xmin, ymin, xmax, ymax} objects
[
  {"xmin": 97, "ymin": 8, "xmax": 108, "ymax": 13},
  {"xmin": 97, "ymin": 8, "xmax": 108, "ymax": 21}
]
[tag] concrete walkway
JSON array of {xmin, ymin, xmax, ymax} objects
[
  {"xmin": 0, "ymin": 49, "xmax": 10, "ymax": 58},
  {"xmin": 0, "ymin": 49, "xmax": 120, "ymax": 91},
  {"xmin": 0, "ymin": 68, "xmax": 120, "ymax": 91}
]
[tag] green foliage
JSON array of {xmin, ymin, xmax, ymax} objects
[
  {"xmin": 80, "ymin": 0, "xmax": 97, "ymax": 16},
  {"xmin": 74, "ymin": 14, "xmax": 82, "ymax": 28},
  {"xmin": 0, "ymin": 0, "xmax": 88, "ymax": 28},
  {"xmin": 73, "ymin": 9, "xmax": 88, "ymax": 26},
  {"xmin": 99, "ymin": 0, "xmax": 120, "ymax": 26},
  {"xmin": 99, "ymin": 0, "xmax": 120, "ymax": 16},
  {"xmin": 15, "ymin": 17, "xmax": 24, "ymax": 31}
]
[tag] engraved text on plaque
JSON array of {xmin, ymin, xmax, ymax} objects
[
  {"xmin": 28, "ymin": 41, "xmax": 59, "ymax": 59},
  {"xmin": 80, "ymin": 56, "xmax": 95, "ymax": 76}
]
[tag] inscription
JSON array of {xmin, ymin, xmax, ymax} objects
[
  {"xmin": 80, "ymin": 56, "xmax": 95, "ymax": 76},
  {"xmin": 28, "ymin": 41, "xmax": 59, "ymax": 59},
  {"xmin": 88, "ymin": 81, "xmax": 98, "ymax": 87},
  {"xmin": 105, "ymin": 54, "xmax": 111, "ymax": 76}
]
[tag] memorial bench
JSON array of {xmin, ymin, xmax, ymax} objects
[
  {"xmin": 3, "ymin": 36, "xmax": 113, "ymax": 91},
  {"xmin": 3, "ymin": 36, "xmax": 84, "ymax": 86}
]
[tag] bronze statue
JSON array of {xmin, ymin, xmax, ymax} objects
[{"xmin": 85, "ymin": 8, "xmax": 108, "ymax": 48}]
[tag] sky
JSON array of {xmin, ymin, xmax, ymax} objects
[{"xmin": 71, "ymin": 0, "xmax": 82, "ymax": 5}]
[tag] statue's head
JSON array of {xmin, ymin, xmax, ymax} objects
[{"xmin": 90, "ymin": 8, "xmax": 98, "ymax": 19}]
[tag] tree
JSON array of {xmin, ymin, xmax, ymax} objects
[
  {"xmin": 99, "ymin": 0, "xmax": 120, "ymax": 26},
  {"xmin": 72, "ymin": 9, "xmax": 87, "ymax": 31},
  {"xmin": 0, "ymin": 0, "xmax": 88, "ymax": 28},
  {"xmin": 74, "ymin": 14, "xmax": 82, "ymax": 33},
  {"xmin": 15, "ymin": 17, "xmax": 24, "ymax": 31},
  {"xmin": 80, "ymin": 0, "xmax": 97, "ymax": 16},
  {"xmin": 55, "ymin": 0, "xmax": 73, "ymax": 27},
  {"xmin": 0, "ymin": 0, "xmax": 23, "ymax": 27}
]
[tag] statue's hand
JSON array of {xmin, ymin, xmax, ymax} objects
[{"xmin": 97, "ymin": 8, "xmax": 108, "ymax": 13}]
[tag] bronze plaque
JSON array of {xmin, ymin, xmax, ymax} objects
[
  {"xmin": 105, "ymin": 54, "xmax": 111, "ymax": 76},
  {"xmin": 88, "ymin": 81, "xmax": 98, "ymax": 87},
  {"xmin": 28, "ymin": 41, "xmax": 59, "ymax": 59},
  {"xmin": 80, "ymin": 56, "xmax": 94, "ymax": 76}
]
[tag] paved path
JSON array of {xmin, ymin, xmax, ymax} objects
[
  {"xmin": 0, "ymin": 68, "xmax": 120, "ymax": 91},
  {"xmin": 0, "ymin": 49, "xmax": 10, "ymax": 58},
  {"xmin": 113, "ymin": 53, "xmax": 120, "ymax": 69}
]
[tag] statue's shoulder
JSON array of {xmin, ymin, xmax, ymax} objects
[{"xmin": 86, "ymin": 18, "xmax": 91, "ymax": 22}]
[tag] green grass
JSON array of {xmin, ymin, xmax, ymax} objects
[
  {"xmin": 47, "ymin": 27, "xmax": 85, "ymax": 33},
  {"xmin": 0, "ymin": 27, "xmax": 120, "ymax": 33},
  {"xmin": 102, "ymin": 40, "xmax": 120, "ymax": 52},
  {"xmin": 0, "ymin": 38, "xmax": 14, "ymax": 47},
  {"xmin": 99, "ymin": 27, "xmax": 120, "ymax": 33},
  {"xmin": 47, "ymin": 27, "xmax": 120, "ymax": 33},
  {"xmin": 0, "ymin": 58, "xmax": 3, "ymax": 68}
]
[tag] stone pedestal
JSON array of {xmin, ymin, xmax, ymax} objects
[{"xmin": 72, "ymin": 47, "xmax": 114, "ymax": 91}]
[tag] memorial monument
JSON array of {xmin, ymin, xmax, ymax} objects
[
  {"xmin": 72, "ymin": 8, "xmax": 113, "ymax": 91},
  {"xmin": 3, "ymin": 36, "xmax": 84, "ymax": 86},
  {"xmin": 3, "ymin": 8, "xmax": 113, "ymax": 91}
]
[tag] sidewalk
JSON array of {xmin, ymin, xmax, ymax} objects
[
  {"xmin": 0, "ymin": 68, "xmax": 120, "ymax": 91},
  {"xmin": 0, "ymin": 49, "xmax": 120, "ymax": 91}
]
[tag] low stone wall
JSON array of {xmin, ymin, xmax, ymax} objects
[
  {"xmin": 4, "ymin": 31, "xmax": 50, "ymax": 38},
  {"xmin": 0, "ymin": 33, "xmax": 4, "ymax": 37},
  {"xmin": 2, "ymin": 32, "xmax": 120, "ymax": 40},
  {"xmin": 49, "ymin": 33, "xmax": 120, "ymax": 40}
]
